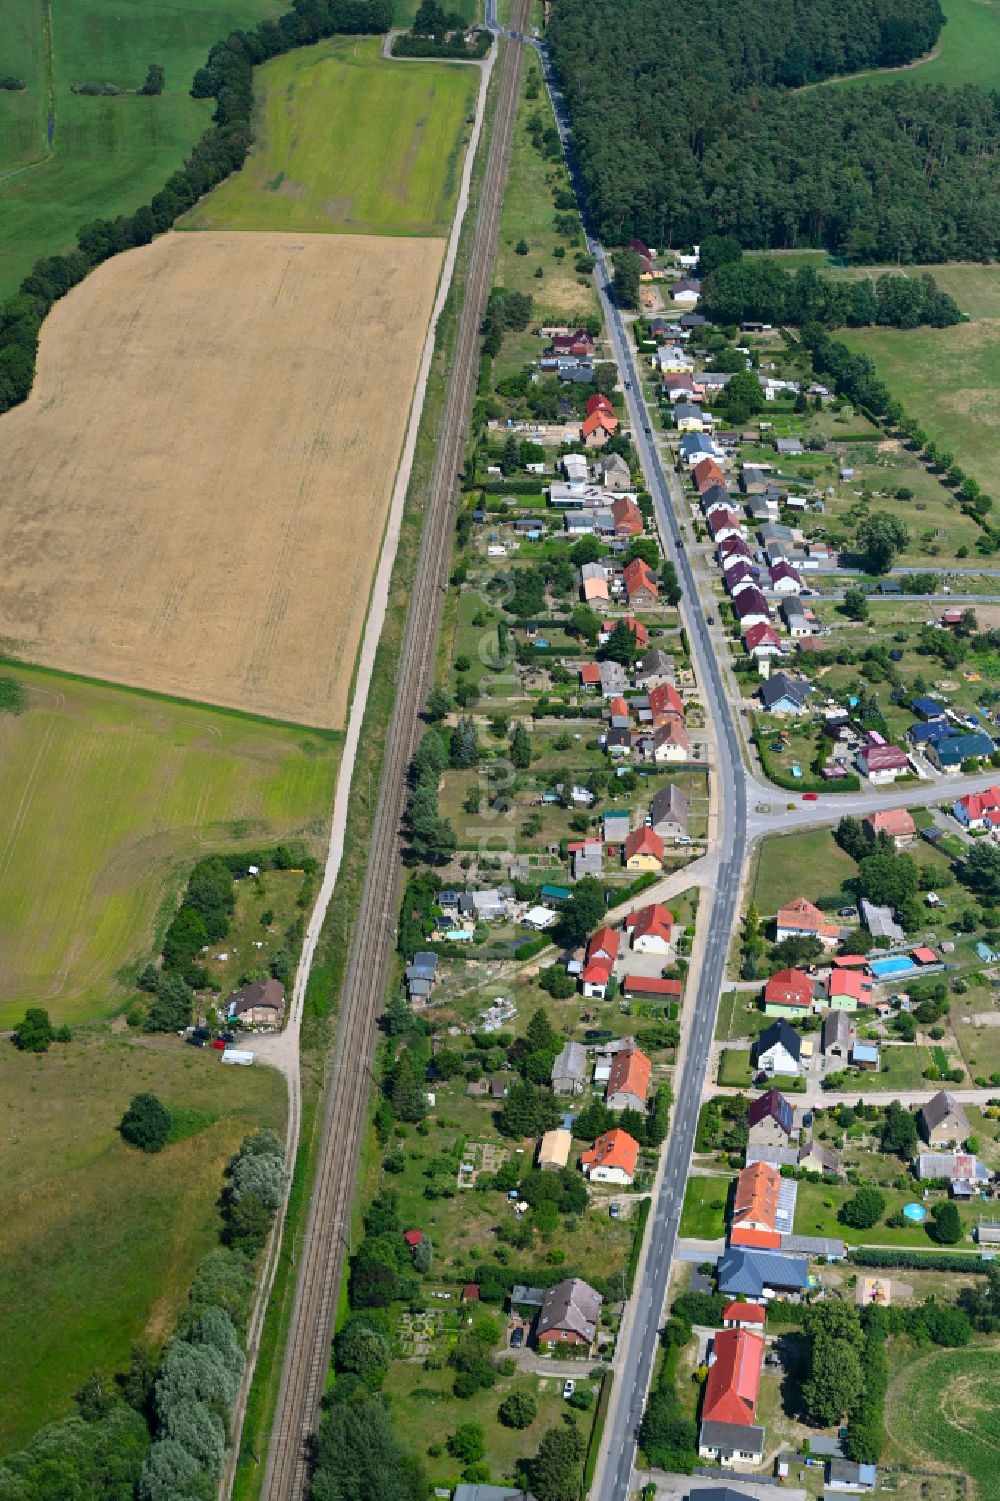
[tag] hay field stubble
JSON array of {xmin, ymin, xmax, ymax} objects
[{"xmin": 0, "ymin": 229, "xmax": 445, "ymax": 728}]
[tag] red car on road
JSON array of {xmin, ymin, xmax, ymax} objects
[{"xmin": 802, "ymin": 792, "xmax": 819, "ymax": 801}]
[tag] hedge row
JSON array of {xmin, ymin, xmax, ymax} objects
[{"xmin": 849, "ymin": 1248, "xmax": 989, "ymax": 1272}]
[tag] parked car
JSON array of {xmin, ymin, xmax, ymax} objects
[
  {"xmin": 802, "ymin": 792, "xmax": 818, "ymax": 801},
  {"xmin": 210, "ymin": 1038, "xmax": 226, "ymax": 1050},
  {"xmin": 511, "ymin": 1327, "xmax": 524, "ymax": 1348},
  {"xmin": 563, "ymin": 1380, "xmax": 576, "ymax": 1399},
  {"xmin": 186, "ymin": 1035, "xmax": 205, "ymax": 1047}
]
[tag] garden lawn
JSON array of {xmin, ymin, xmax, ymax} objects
[
  {"xmin": 883, "ymin": 1341, "xmax": 1000, "ymax": 1498},
  {"xmin": 793, "ymin": 1178, "xmax": 981, "ymax": 1247},
  {"xmin": 0, "ymin": 1031, "xmax": 285, "ymax": 1451},
  {"xmin": 718, "ymin": 1049, "xmax": 753, "ymax": 1087},
  {"xmin": 0, "ymin": 0, "xmax": 282, "ymax": 299},
  {"xmin": 679, "ymin": 1175, "xmax": 729, "ymax": 1239},
  {"xmin": 0, "ymin": 662, "xmax": 337, "ymax": 1025},
  {"xmin": 383, "ymin": 1361, "xmax": 592, "ymax": 1490},
  {"xmin": 751, "ymin": 829, "xmax": 857, "ymax": 914},
  {"xmin": 183, "ymin": 36, "xmax": 477, "ymax": 237}
]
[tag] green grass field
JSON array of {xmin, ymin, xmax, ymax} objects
[
  {"xmin": 885, "ymin": 1343, "xmax": 1000, "ymax": 1495},
  {"xmin": 0, "ymin": 1030, "xmax": 285, "ymax": 1452},
  {"xmin": 821, "ymin": 0, "xmax": 1000, "ymax": 90},
  {"xmin": 0, "ymin": 663, "xmax": 338, "ymax": 1026},
  {"xmin": 751, "ymin": 829, "xmax": 858, "ymax": 915},
  {"xmin": 679, "ymin": 1175, "xmax": 729, "ymax": 1239},
  {"xmin": 0, "ymin": 0, "xmax": 283, "ymax": 300},
  {"xmin": 183, "ymin": 36, "xmax": 477, "ymax": 237}
]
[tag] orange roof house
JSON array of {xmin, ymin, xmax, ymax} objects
[
  {"xmin": 580, "ymin": 662, "xmax": 601, "ymax": 687},
  {"xmin": 581, "ymin": 410, "xmax": 619, "ymax": 445},
  {"xmin": 732, "ymin": 1161, "xmax": 780, "ymax": 1236},
  {"xmin": 606, "ymin": 1046, "xmax": 651, "ymax": 1110},
  {"xmin": 829, "ymin": 968, "xmax": 873, "ymax": 1005},
  {"xmin": 864, "ymin": 808, "xmax": 916, "ymax": 846},
  {"xmin": 581, "ymin": 1128, "xmax": 641, "ymax": 1183},
  {"xmin": 722, "ymin": 1301, "xmax": 765, "ymax": 1329},
  {"xmin": 692, "ymin": 457, "xmax": 725, "ymax": 494},
  {"xmin": 611, "ymin": 496, "xmax": 644, "ymax": 537},
  {"xmin": 623, "ymin": 558, "xmax": 659, "ymax": 605},
  {"xmin": 775, "ymin": 897, "xmax": 841, "ymax": 949},
  {"xmin": 604, "ymin": 614, "xmax": 649, "ymax": 648},
  {"xmin": 701, "ymin": 1329, "xmax": 764, "ymax": 1427},
  {"xmin": 625, "ymin": 902, "xmax": 674, "ymax": 949}
]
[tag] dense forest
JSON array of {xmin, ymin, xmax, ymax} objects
[{"xmin": 546, "ymin": 0, "xmax": 1000, "ymax": 260}]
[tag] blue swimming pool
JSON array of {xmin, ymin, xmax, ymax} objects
[{"xmin": 869, "ymin": 955, "xmax": 918, "ymax": 979}]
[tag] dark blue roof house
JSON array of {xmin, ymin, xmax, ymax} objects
[
  {"xmin": 908, "ymin": 719, "xmax": 955, "ymax": 746},
  {"xmin": 932, "ymin": 731, "xmax": 995, "ymax": 768},
  {"xmin": 912, "ymin": 696, "xmax": 944, "ymax": 720},
  {"xmin": 717, "ymin": 1247, "xmax": 809, "ymax": 1298}
]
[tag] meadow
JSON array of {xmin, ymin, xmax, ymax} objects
[
  {"xmin": 183, "ymin": 36, "xmax": 478, "ymax": 237},
  {"xmin": 0, "ymin": 230, "xmax": 443, "ymax": 727},
  {"xmin": 821, "ymin": 0, "xmax": 1000, "ymax": 90},
  {"xmin": 0, "ymin": 0, "xmax": 282, "ymax": 299},
  {"xmin": 841, "ymin": 263, "xmax": 1000, "ymax": 504},
  {"xmin": 0, "ymin": 1030, "xmax": 285, "ymax": 1452},
  {"xmin": 750, "ymin": 829, "xmax": 858, "ymax": 915},
  {"xmin": 0, "ymin": 662, "xmax": 337, "ymax": 1025},
  {"xmin": 884, "ymin": 1343, "xmax": 1000, "ymax": 1497}
]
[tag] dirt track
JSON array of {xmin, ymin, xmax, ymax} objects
[{"xmin": 0, "ymin": 230, "xmax": 444, "ymax": 728}]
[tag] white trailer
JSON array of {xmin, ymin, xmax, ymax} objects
[{"xmin": 221, "ymin": 1048, "xmax": 255, "ymax": 1066}]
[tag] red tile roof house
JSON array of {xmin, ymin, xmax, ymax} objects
[
  {"xmin": 611, "ymin": 496, "xmax": 644, "ymax": 537},
  {"xmin": 829, "ymin": 967, "xmax": 873, "ymax": 1009},
  {"xmin": 602, "ymin": 614, "xmax": 648, "ymax": 648},
  {"xmin": 606, "ymin": 1046, "xmax": 652, "ymax": 1111},
  {"xmin": 663, "ymin": 372, "xmax": 696, "ymax": 402},
  {"xmin": 699, "ymin": 1327, "xmax": 765, "ymax": 1451},
  {"xmin": 646, "ymin": 719, "xmax": 690, "ymax": 763},
  {"xmin": 625, "ymin": 902, "xmax": 674, "ymax": 953},
  {"xmin": 581, "ymin": 957, "xmax": 613, "ymax": 999},
  {"xmin": 587, "ymin": 925, "xmax": 620, "ymax": 963},
  {"xmin": 743, "ymin": 623, "xmax": 782, "ymax": 660},
  {"xmin": 623, "ymin": 825, "xmax": 664, "ymax": 870},
  {"xmin": 551, "ymin": 329, "xmax": 595, "ymax": 357},
  {"xmin": 581, "ymin": 1127, "xmax": 641, "ymax": 1185},
  {"xmin": 648, "ymin": 682, "xmax": 685, "ymax": 725},
  {"xmin": 579, "ymin": 662, "xmax": 601, "ymax": 688},
  {"xmin": 722, "ymin": 1301, "xmax": 765, "ymax": 1330},
  {"xmin": 775, "ymin": 896, "xmax": 840, "ymax": 950},
  {"xmin": 623, "ymin": 558, "xmax": 659, "ymax": 606},
  {"xmin": 586, "ymin": 392, "xmax": 614, "ymax": 417},
  {"xmin": 763, "ymin": 967, "xmax": 813, "ymax": 1017},
  {"xmin": 954, "ymin": 786, "xmax": 1000, "ymax": 830},
  {"xmin": 858, "ymin": 742, "xmax": 910, "ymax": 785},
  {"xmin": 864, "ymin": 808, "xmax": 917, "ymax": 847},
  {"xmin": 622, "ymin": 974, "xmax": 682, "ymax": 1000}
]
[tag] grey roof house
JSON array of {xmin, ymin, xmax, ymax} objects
[
  {"xmin": 551, "ymin": 1040, "xmax": 588, "ymax": 1095},
  {"xmin": 648, "ymin": 782, "xmax": 689, "ymax": 838}
]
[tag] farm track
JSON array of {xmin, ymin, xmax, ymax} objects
[{"xmin": 260, "ymin": 12, "xmax": 529, "ymax": 1498}]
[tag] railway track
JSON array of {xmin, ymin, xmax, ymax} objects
[{"xmin": 261, "ymin": 12, "xmax": 529, "ymax": 1498}]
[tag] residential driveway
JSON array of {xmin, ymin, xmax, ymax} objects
[
  {"xmin": 640, "ymin": 1471, "xmax": 806, "ymax": 1501},
  {"xmin": 509, "ymin": 1349, "xmax": 604, "ymax": 1378}
]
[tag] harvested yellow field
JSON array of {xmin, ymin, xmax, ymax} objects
[{"xmin": 0, "ymin": 229, "xmax": 445, "ymax": 727}]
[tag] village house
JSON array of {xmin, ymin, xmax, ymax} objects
[
  {"xmin": 697, "ymin": 1328, "xmax": 766, "ymax": 1466},
  {"xmin": 227, "ymin": 976, "xmax": 286, "ymax": 1026},
  {"xmin": 581, "ymin": 410, "xmax": 619, "ymax": 447},
  {"xmin": 743, "ymin": 623, "xmax": 782, "ymax": 661},
  {"xmin": 581, "ymin": 958, "xmax": 613, "ymax": 1000},
  {"xmin": 822, "ymin": 1007, "xmax": 855, "ymax": 1058},
  {"xmin": 623, "ymin": 557, "xmax": 659, "ymax": 606},
  {"xmin": 747, "ymin": 1088, "xmax": 797, "ymax": 1148},
  {"xmin": 581, "ymin": 1128, "xmax": 641, "ymax": 1186},
  {"xmin": 864, "ymin": 808, "xmax": 916, "ymax": 848},
  {"xmin": 759, "ymin": 671, "xmax": 812, "ymax": 716},
  {"xmin": 722, "ymin": 1302, "xmax": 766, "ymax": 1332},
  {"xmin": 648, "ymin": 682, "xmax": 684, "ymax": 726},
  {"xmin": 611, "ymin": 495, "xmax": 643, "ymax": 537},
  {"xmin": 634, "ymin": 649, "xmax": 675, "ymax": 687},
  {"xmin": 930, "ymin": 731, "xmax": 996, "ymax": 772},
  {"xmin": 762, "ymin": 967, "xmax": 813, "ymax": 1018},
  {"xmin": 625, "ymin": 902, "xmax": 674, "ymax": 954},
  {"xmin": 775, "ymin": 897, "xmax": 840, "ymax": 951},
  {"xmin": 919, "ymin": 1090, "xmax": 970, "ymax": 1148},
  {"xmin": 858, "ymin": 742, "xmax": 910, "ymax": 785},
  {"xmin": 598, "ymin": 451, "xmax": 632, "ymax": 491},
  {"xmin": 953, "ymin": 786, "xmax": 1000, "ymax": 830},
  {"xmin": 693, "ymin": 457, "xmax": 727, "ymax": 493},
  {"xmin": 860, "ymin": 898, "xmax": 904, "ymax": 944},
  {"xmin": 571, "ymin": 838, "xmax": 604, "ymax": 881},
  {"xmin": 648, "ymin": 782, "xmax": 689, "ymax": 839},
  {"xmin": 606, "ymin": 1046, "xmax": 651, "ymax": 1111},
  {"xmin": 827, "ymin": 966, "xmax": 871, "ymax": 1011},
  {"xmin": 645, "ymin": 719, "xmax": 690, "ymax": 763},
  {"xmin": 551, "ymin": 1040, "xmax": 588, "ymax": 1096},
  {"xmin": 730, "ymin": 1160, "xmax": 783, "ymax": 1247},
  {"xmin": 536, "ymin": 1277, "xmax": 603, "ymax": 1348},
  {"xmin": 754, "ymin": 1018, "xmax": 802, "ymax": 1078},
  {"xmin": 732, "ymin": 589, "xmax": 771, "ymax": 631},
  {"xmin": 623, "ymin": 825, "xmax": 663, "ymax": 871}
]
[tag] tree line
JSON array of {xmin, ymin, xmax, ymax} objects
[
  {"xmin": 700, "ymin": 256, "xmax": 962, "ymax": 330},
  {"xmin": 0, "ymin": 0, "xmax": 390, "ymax": 417},
  {"xmin": 544, "ymin": 0, "xmax": 1000, "ymax": 262}
]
